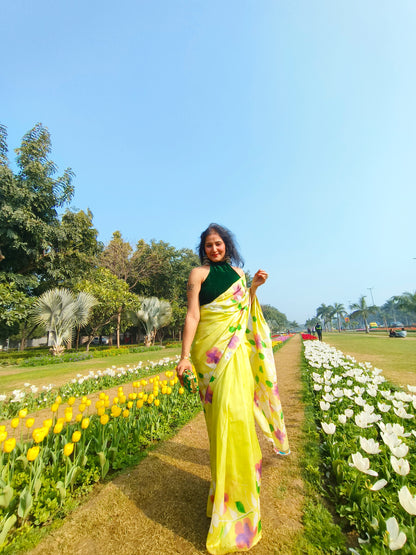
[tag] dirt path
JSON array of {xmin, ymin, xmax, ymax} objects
[{"xmin": 29, "ymin": 335, "xmax": 306, "ymax": 555}]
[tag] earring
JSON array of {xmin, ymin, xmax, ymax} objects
[
  {"xmin": 225, "ymin": 254, "xmax": 231, "ymax": 263},
  {"xmin": 202, "ymin": 255, "xmax": 210, "ymax": 266}
]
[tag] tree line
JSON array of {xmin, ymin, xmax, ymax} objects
[
  {"xmin": 306, "ymin": 293, "xmax": 416, "ymax": 333},
  {"xmin": 0, "ymin": 123, "xmax": 291, "ymax": 351}
]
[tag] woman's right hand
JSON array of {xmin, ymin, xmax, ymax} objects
[{"xmin": 176, "ymin": 358, "xmax": 193, "ymax": 386}]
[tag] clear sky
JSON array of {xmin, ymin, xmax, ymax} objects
[{"xmin": 2, "ymin": 1, "xmax": 415, "ymax": 323}]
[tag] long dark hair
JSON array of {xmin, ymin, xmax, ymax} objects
[{"xmin": 197, "ymin": 223, "xmax": 244, "ymax": 267}]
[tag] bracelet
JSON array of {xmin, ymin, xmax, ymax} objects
[{"xmin": 181, "ymin": 354, "xmax": 190, "ymax": 360}]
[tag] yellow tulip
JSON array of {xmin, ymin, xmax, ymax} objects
[
  {"xmin": 111, "ymin": 406, "xmax": 122, "ymax": 417},
  {"xmin": 127, "ymin": 401, "xmax": 133, "ymax": 409},
  {"xmin": 57, "ymin": 417, "xmax": 65, "ymax": 425},
  {"xmin": 132, "ymin": 381, "xmax": 139, "ymax": 388},
  {"xmin": 179, "ymin": 387, "xmax": 185, "ymax": 395},
  {"xmin": 68, "ymin": 397, "xmax": 76, "ymax": 406},
  {"xmin": 32, "ymin": 428, "xmax": 47, "ymax": 443},
  {"xmin": 86, "ymin": 399, "xmax": 91, "ymax": 406},
  {"xmin": 99, "ymin": 392, "xmax": 106, "ymax": 400},
  {"xmin": 26, "ymin": 418, "xmax": 35, "ymax": 429},
  {"xmin": 43, "ymin": 418, "xmax": 53, "ymax": 429},
  {"xmin": 137, "ymin": 400, "xmax": 144, "ymax": 409},
  {"xmin": 3, "ymin": 437, "xmax": 16, "ymax": 453},
  {"xmin": 143, "ymin": 394, "xmax": 148, "ymax": 402},
  {"xmin": 154, "ymin": 399, "xmax": 160, "ymax": 407},
  {"xmin": 0, "ymin": 425, "xmax": 5, "ymax": 432},
  {"xmin": 104, "ymin": 400, "xmax": 110, "ymax": 408},
  {"xmin": 149, "ymin": 378, "xmax": 154, "ymax": 383},
  {"xmin": 119, "ymin": 395, "xmax": 126, "ymax": 404},
  {"xmin": 122, "ymin": 409, "xmax": 129, "ymax": 418},
  {"xmin": 147, "ymin": 395, "xmax": 154, "ymax": 405},
  {"xmin": 27, "ymin": 445, "xmax": 40, "ymax": 461},
  {"xmin": 97, "ymin": 406, "xmax": 105, "ymax": 416},
  {"xmin": 112, "ymin": 397, "xmax": 119, "ymax": 405},
  {"xmin": 138, "ymin": 392, "xmax": 144, "ymax": 399},
  {"xmin": 55, "ymin": 395, "xmax": 62, "ymax": 404},
  {"xmin": 81, "ymin": 417, "xmax": 90, "ymax": 429},
  {"xmin": 96, "ymin": 400, "xmax": 104, "ymax": 409},
  {"xmin": 81, "ymin": 396, "xmax": 88, "ymax": 404},
  {"xmin": 11, "ymin": 418, "xmax": 20, "ymax": 429},
  {"xmin": 65, "ymin": 411, "xmax": 72, "ymax": 423},
  {"xmin": 129, "ymin": 393, "xmax": 137, "ymax": 400},
  {"xmin": 0, "ymin": 430, "xmax": 7, "ymax": 443},
  {"xmin": 75, "ymin": 414, "xmax": 82, "ymax": 423},
  {"xmin": 72, "ymin": 431, "xmax": 81, "ymax": 443},
  {"xmin": 53, "ymin": 422, "xmax": 64, "ymax": 434},
  {"xmin": 100, "ymin": 414, "xmax": 109, "ymax": 425},
  {"xmin": 19, "ymin": 408, "xmax": 28, "ymax": 418},
  {"xmin": 64, "ymin": 443, "xmax": 74, "ymax": 457},
  {"xmin": 51, "ymin": 403, "xmax": 59, "ymax": 413},
  {"xmin": 167, "ymin": 387, "xmax": 172, "ymax": 395},
  {"xmin": 169, "ymin": 379, "xmax": 175, "ymax": 386},
  {"xmin": 79, "ymin": 403, "xmax": 86, "ymax": 413},
  {"xmin": 162, "ymin": 387, "xmax": 167, "ymax": 394}
]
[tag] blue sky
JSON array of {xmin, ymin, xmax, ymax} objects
[{"xmin": 2, "ymin": 1, "xmax": 415, "ymax": 323}]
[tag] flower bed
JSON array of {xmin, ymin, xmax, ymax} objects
[
  {"xmin": 303, "ymin": 339, "xmax": 416, "ymax": 552},
  {"xmin": 271, "ymin": 333, "xmax": 293, "ymax": 352},
  {"xmin": 0, "ymin": 370, "xmax": 201, "ymax": 549},
  {"xmin": 0, "ymin": 356, "xmax": 180, "ymax": 420}
]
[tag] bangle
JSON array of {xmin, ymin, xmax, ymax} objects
[{"xmin": 181, "ymin": 354, "xmax": 190, "ymax": 360}]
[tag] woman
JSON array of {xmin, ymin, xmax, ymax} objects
[{"xmin": 176, "ymin": 223, "xmax": 289, "ymax": 554}]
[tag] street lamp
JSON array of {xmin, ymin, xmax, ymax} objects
[{"xmin": 367, "ymin": 287, "xmax": 375, "ymax": 306}]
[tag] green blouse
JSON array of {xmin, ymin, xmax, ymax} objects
[{"xmin": 199, "ymin": 262, "xmax": 241, "ymax": 306}]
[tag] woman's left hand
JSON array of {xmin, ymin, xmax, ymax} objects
[{"xmin": 252, "ymin": 269, "xmax": 268, "ymax": 288}]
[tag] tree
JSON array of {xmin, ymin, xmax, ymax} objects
[
  {"xmin": 31, "ymin": 288, "xmax": 97, "ymax": 355},
  {"xmin": 0, "ymin": 124, "xmax": 74, "ymax": 287},
  {"xmin": 131, "ymin": 297, "xmax": 172, "ymax": 346},
  {"xmin": 392, "ymin": 291, "xmax": 416, "ymax": 319},
  {"xmin": 261, "ymin": 304, "xmax": 289, "ymax": 333},
  {"xmin": 0, "ymin": 282, "xmax": 34, "ymax": 344},
  {"xmin": 332, "ymin": 303, "xmax": 346, "ymax": 332},
  {"xmin": 316, "ymin": 303, "xmax": 333, "ymax": 331},
  {"xmin": 76, "ymin": 268, "xmax": 140, "ymax": 349},
  {"xmin": 99, "ymin": 230, "xmax": 133, "ymax": 282},
  {"xmin": 349, "ymin": 295, "xmax": 377, "ymax": 333}
]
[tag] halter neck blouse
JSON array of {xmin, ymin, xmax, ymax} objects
[{"xmin": 199, "ymin": 261, "xmax": 241, "ymax": 306}]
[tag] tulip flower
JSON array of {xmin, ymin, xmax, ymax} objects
[
  {"xmin": 64, "ymin": 443, "xmax": 74, "ymax": 457},
  {"xmin": 390, "ymin": 443, "xmax": 409, "ymax": 458},
  {"xmin": 369, "ymin": 479, "xmax": 387, "ymax": 491},
  {"xmin": 321, "ymin": 422, "xmax": 336, "ymax": 435},
  {"xmin": 100, "ymin": 414, "xmax": 109, "ymax": 425},
  {"xmin": 54, "ymin": 422, "xmax": 64, "ymax": 434},
  {"xmin": 75, "ymin": 414, "xmax": 82, "ymax": 423},
  {"xmin": 43, "ymin": 418, "xmax": 53, "ymax": 429},
  {"xmin": 32, "ymin": 427, "xmax": 47, "ymax": 443},
  {"xmin": 178, "ymin": 388, "xmax": 184, "ymax": 395},
  {"xmin": 127, "ymin": 401, "xmax": 133, "ymax": 409},
  {"xmin": 390, "ymin": 455, "xmax": 410, "ymax": 476},
  {"xmin": 72, "ymin": 431, "xmax": 81, "ymax": 443},
  {"xmin": 67, "ymin": 397, "xmax": 76, "ymax": 406},
  {"xmin": 398, "ymin": 486, "xmax": 416, "ymax": 515},
  {"xmin": 122, "ymin": 409, "xmax": 129, "ymax": 418},
  {"xmin": 359, "ymin": 437, "xmax": 381, "ymax": 455},
  {"xmin": 320, "ymin": 401, "xmax": 330, "ymax": 411},
  {"xmin": 27, "ymin": 445, "xmax": 40, "ymax": 461},
  {"xmin": 3, "ymin": 437, "xmax": 16, "ymax": 453},
  {"xmin": 11, "ymin": 418, "xmax": 20, "ymax": 429},
  {"xmin": 81, "ymin": 418, "xmax": 90, "ymax": 429},
  {"xmin": 349, "ymin": 452, "xmax": 378, "ymax": 476},
  {"xmin": 55, "ymin": 396, "xmax": 62, "ymax": 404},
  {"xmin": 19, "ymin": 408, "xmax": 28, "ymax": 418},
  {"xmin": 111, "ymin": 406, "xmax": 122, "ymax": 417},
  {"xmin": 97, "ymin": 406, "xmax": 105, "ymax": 416},
  {"xmin": 51, "ymin": 403, "xmax": 59, "ymax": 413},
  {"xmin": 386, "ymin": 517, "xmax": 406, "ymax": 550},
  {"xmin": 78, "ymin": 403, "xmax": 86, "ymax": 413},
  {"xmin": 154, "ymin": 399, "xmax": 160, "ymax": 407},
  {"xmin": 26, "ymin": 418, "xmax": 35, "ymax": 429}
]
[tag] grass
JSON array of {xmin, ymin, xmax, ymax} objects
[
  {"xmin": 0, "ymin": 346, "xmax": 181, "ymax": 395},
  {"xmin": 323, "ymin": 332, "xmax": 416, "ymax": 386}
]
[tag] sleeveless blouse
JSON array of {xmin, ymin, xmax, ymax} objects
[{"xmin": 199, "ymin": 261, "xmax": 241, "ymax": 306}]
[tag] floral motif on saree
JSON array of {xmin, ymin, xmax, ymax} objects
[{"xmin": 191, "ymin": 276, "xmax": 289, "ymax": 554}]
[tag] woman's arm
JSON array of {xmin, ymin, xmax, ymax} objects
[
  {"xmin": 176, "ymin": 267, "xmax": 204, "ymax": 380},
  {"xmin": 250, "ymin": 269, "xmax": 269, "ymax": 302}
]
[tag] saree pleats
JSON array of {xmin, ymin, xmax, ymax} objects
[{"xmin": 191, "ymin": 277, "xmax": 289, "ymax": 554}]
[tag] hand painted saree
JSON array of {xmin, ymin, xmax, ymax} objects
[{"xmin": 191, "ymin": 275, "xmax": 289, "ymax": 554}]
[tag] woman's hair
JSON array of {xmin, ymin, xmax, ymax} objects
[{"xmin": 197, "ymin": 223, "xmax": 244, "ymax": 267}]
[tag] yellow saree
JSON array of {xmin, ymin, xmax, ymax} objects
[{"xmin": 191, "ymin": 275, "xmax": 289, "ymax": 554}]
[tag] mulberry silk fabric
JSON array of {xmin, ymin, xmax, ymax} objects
[{"xmin": 191, "ymin": 275, "xmax": 289, "ymax": 554}]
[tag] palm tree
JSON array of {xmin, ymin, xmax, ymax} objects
[
  {"xmin": 349, "ymin": 295, "xmax": 377, "ymax": 333},
  {"xmin": 131, "ymin": 297, "xmax": 172, "ymax": 346},
  {"xmin": 393, "ymin": 291, "xmax": 416, "ymax": 319},
  {"xmin": 332, "ymin": 303, "xmax": 346, "ymax": 332},
  {"xmin": 32, "ymin": 288, "xmax": 97, "ymax": 355},
  {"xmin": 316, "ymin": 303, "xmax": 333, "ymax": 331}
]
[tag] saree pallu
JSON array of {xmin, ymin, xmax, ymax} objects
[{"xmin": 191, "ymin": 276, "xmax": 289, "ymax": 554}]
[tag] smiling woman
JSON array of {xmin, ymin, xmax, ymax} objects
[{"xmin": 176, "ymin": 223, "xmax": 289, "ymax": 555}]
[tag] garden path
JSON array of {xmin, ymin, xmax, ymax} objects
[{"xmin": 29, "ymin": 335, "xmax": 306, "ymax": 554}]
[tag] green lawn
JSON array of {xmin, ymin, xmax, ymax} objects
[
  {"xmin": 323, "ymin": 332, "xmax": 416, "ymax": 387},
  {"xmin": 0, "ymin": 346, "xmax": 181, "ymax": 395}
]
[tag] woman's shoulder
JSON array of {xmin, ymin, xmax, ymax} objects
[
  {"xmin": 189, "ymin": 265, "xmax": 210, "ymax": 282},
  {"xmin": 232, "ymin": 266, "xmax": 245, "ymax": 278}
]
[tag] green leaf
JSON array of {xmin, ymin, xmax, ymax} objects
[
  {"xmin": 18, "ymin": 486, "xmax": 33, "ymax": 520},
  {"xmin": 0, "ymin": 514, "xmax": 17, "ymax": 546},
  {"xmin": 0, "ymin": 485, "xmax": 14, "ymax": 509},
  {"xmin": 236, "ymin": 501, "xmax": 246, "ymax": 513}
]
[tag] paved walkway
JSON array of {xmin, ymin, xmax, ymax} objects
[{"xmin": 29, "ymin": 335, "xmax": 306, "ymax": 554}]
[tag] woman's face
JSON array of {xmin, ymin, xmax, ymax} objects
[{"xmin": 204, "ymin": 232, "xmax": 226, "ymax": 263}]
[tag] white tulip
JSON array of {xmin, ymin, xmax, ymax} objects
[
  {"xmin": 369, "ymin": 479, "xmax": 387, "ymax": 491},
  {"xmin": 321, "ymin": 422, "xmax": 336, "ymax": 435},
  {"xmin": 349, "ymin": 452, "xmax": 378, "ymax": 476},
  {"xmin": 359, "ymin": 437, "xmax": 381, "ymax": 455},
  {"xmin": 377, "ymin": 402, "xmax": 391, "ymax": 413},
  {"xmin": 355, "ymin": 413, "xmax": 372, "ymax": 429},
  {"xmin": 398, "ymin": 486, "xmax": 416, "ymax": 515},
  {"xmin": 320, "ymin": 401, "xmax": 330, "ymax": 411},
  {"xmin": 338, "ymin": 414, "xmax": 347, "ymax": 424},
  {"xmin": 344, "ymin": 409, "xmax": 354, "ymax": 418},
  {"xmin": 390, "ymin": 455, "xmax": 410, "ymax": 476},
  {"xmin": 390, "ymin": 443, "xmax": 409, "ymax": 458},
  {"xmin": 407, "ymin": 385, "xmax": 416, "ymax": 393},
  {"xmin": 386, "ymin": 516, "xmax": 407, "ymax": 550},
  {"xmin": 393, "ymin": 406, "xmax": 414, "ymax": 419}
]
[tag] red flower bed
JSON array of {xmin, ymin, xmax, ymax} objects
[{"xmin": 301, "ymin": 333, "xmax": 317, "ymax": 341}]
